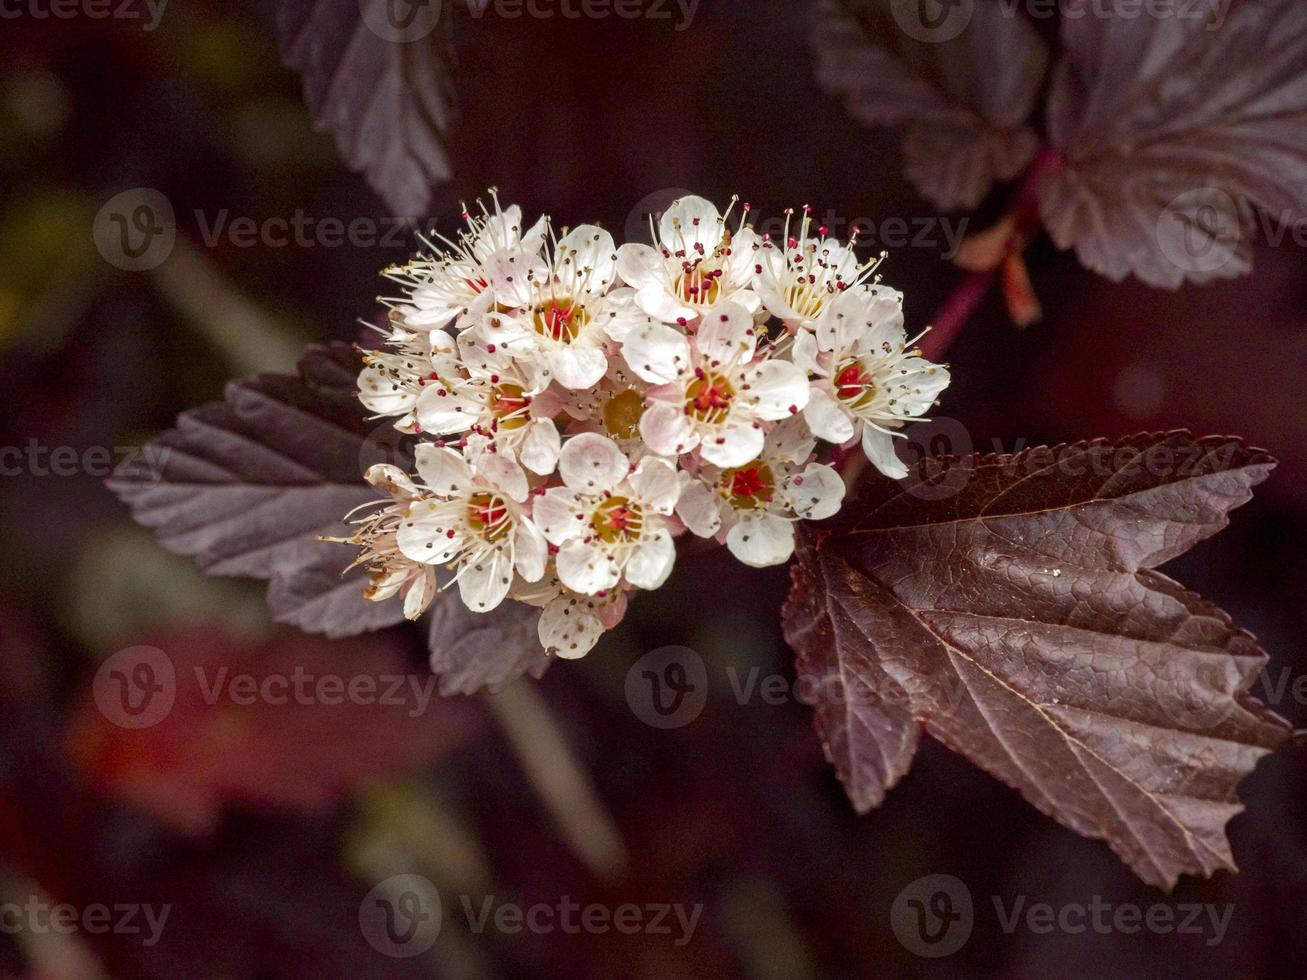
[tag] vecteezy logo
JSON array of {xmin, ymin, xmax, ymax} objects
[
  {"xmin": 889, "ymin": 0, "xmax": 974, "ymax": 43},
  {"xmin": 898, "ymin": 416, "xmax": 974, "ymax": 501},
  {"xmin": 1156, "ymin": 187, "xmax": 1244, "ymax": 278},
  {"xmin": 93, "ymin": 646, "xmax": 176, "ymax": 729},
  {"xmin": 93, "ymin": 188, "xmax": 176, "ymax": 272},
  {"xmin": 890, "ymin": 874, "xmax": 973, "ymax": 957},
  {"xmin": 625, "ymin": 645, "xmax": 708, "ymax": 729},
  {"xmin": 358, "ymin": 0, "xmax": 442, "ymax": 43},
  {"xmin": 359, "ymin": 874, "xmax": 442, "ymax": 958}
]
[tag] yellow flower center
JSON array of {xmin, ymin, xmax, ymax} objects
[
  {"xmin": 591, "ymin": 496, "xmax": 643, "ymax": 543},
  {"xmin": 684, "ymin": 372, "xmax": 735, "ymax": 423},
  {"xmin": 466, "ymin": 492, "xmax": 511, "ymax": 541},
  {"xmin": 834, "ymin": 360, "xmax": 876, "ymax": 409},
  {"xmin": 489, "ymin": 383, "xmax": 530, "ymax": 430},
  {"xmin": 722, "ymin": 462, "xmax": 775, "ymax": 510},
  {"xmin": 533, "ymin": 299, "xmax": 588, "ymax": 342},
  {"xmin": 602, "ymin": 388, "xmax": 645, "ymax": 440}
]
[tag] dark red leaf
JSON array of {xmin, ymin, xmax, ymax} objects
[
  {"xmin": 783, "ymin": 432, "xmax": 1292, "ymax": 889},
  {"xmin": 107, "ymin": 344, "xmax": 409, "ymax": 638},
  {"xmin": 276, "ymin": 0, "xmax": 456, "ymax": 216},
  {"xmin": 1040, "ymin": 0, "xmax": 1307, "ymax": 287},
  {"xmin": 427, "ymin": 594, "xmax": 550, "ymax": 696},
  {"xmin": 812, "ymin": 0, "xmax": 1049, "ymax": 209}
]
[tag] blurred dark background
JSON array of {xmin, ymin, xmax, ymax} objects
[{"xmin": 1, "ymin": 1, "xmax": 1305, "ymax": 977}]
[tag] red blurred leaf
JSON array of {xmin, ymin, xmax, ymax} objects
[
  {"xmin": 276, "ymin": 0, "xmax": 456, "ymax": 216},
  {"xmin": 1040, "ymin": 0, "xmax": 1307, "ymax": 287},
  {"xmin": 812, "ymin": 0, "xmax": 1049, "ymax": 209},
  {"xmin": 107, "ymin": 344, "xmax": 408, "ymax": 638},
  {"xmin": 783, "ymin": 432, "xmax": 1291, "ymax": 889},
  {"xmin": 66, "ymin": 627, "xmax": 480, "ymax": 834}
]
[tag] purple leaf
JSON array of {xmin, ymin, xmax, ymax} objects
[
  {"xmin": 276, "ymin": 0, "xmax": 456, "ymax": 216},
  {"xmin": 783, "ymin": 432, "xmax": 1292, "ymax": 889},
  {"xmin": 1040, "ymin": 0, "xmax": 1307, "ymax": 287},
  {"xmin": 427, "ymin": 596, "xmax": 550, "ymax": 696},
  {"xmin": 812, "ymin": 0, "xmax": 1049, "ymax": 209},
  {"xmin": 108, "ymin": 344, "xmax": 409, "ymax": 638}
]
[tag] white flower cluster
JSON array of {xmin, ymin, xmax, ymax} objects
[{"xmin": 344, "ymin": 192, "xmax": 949, "ymax": 658}]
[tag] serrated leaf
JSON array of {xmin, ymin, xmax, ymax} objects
[
  {"xmin": 108, "ymin": 344, "xmax": 409, "ymax": 638},
  {"xmin": 1040, "ymin": 0, "xmax": 1307, "ymax": 287},
  {"xmin": 276, "ymin": 0, "xmax": 456, "ymax": 216},
  {"xmin": 783, "ymin": 432, "xmax": 1291, "ymax": 890},
  {"xmin": 812, "ymin": 0, "xmax": 1049, "ymax": 209}
]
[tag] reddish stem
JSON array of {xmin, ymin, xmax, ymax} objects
[
  {"xmin": 919, "ymin": 146, "xmax": 1065, "ymax": 362},
  {"xmin": 919, "ymin": 267, "xmax": 998, "ymax": 361}
]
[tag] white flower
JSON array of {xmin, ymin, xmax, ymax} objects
[
  {"xmin": 414, "ymin": 330, "xmax": 564, "ymax": 474},
  {"xmin": 340, "ymin": 190, "xmax": 955, "ymax": 659},
  {"xmin": 616, "ymin": 195, "xmax": 764, "ymax": 325},
  {"xmin": 357, "ymin": 326, "xmax": 461, "ymax": 434},
  {"xmin": 676, "ymin": 417, "xmax": 844, "ymax": 567},
  {"xmin": 532, "ymin": 434, "xmax": 681, "ymax": 595},
  {"xmin": 484, "ymin": 224, "xmax": 632, "ymax": 390},
  {"xmin": 625, "ymin": 303, "xmax": 810, "ymax": 467},
  {"xmin": 559, "ymin": 353, "xmax": 651, "ymax": 453},
  {"xmin": 795, "ymin": 286, "xmax": 949, "ymax": 479},
  {"xmin": 393, "ymin": 446, "xmax": 547, "ymax": 612},
  {"xmin": 384, "ymin": 194, "xmax": 548, "ymax": 332},
  {"xmin": 338, "ymin": 464, "xmax": 439, "ymax": 620},
  {"xmin": 754, "ymin": 206, "xmax": 883, "ymax": 331},
  {"xmin": 515, "ymin": 572, "xmax": 631, "ymax": 660}
]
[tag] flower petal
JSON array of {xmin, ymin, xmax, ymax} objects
[
  {"xmin": 726, "ymin": 513, "xmax": 795, "ymax": 568},
  {"xmin": 628, "ymin": 456, "xmax": 681, "ymax": 514},
  {"xmin": 415, "ymin": 385, "xmax": 478, "ymax": 435},
  {"xmin": 533, "ymin": 488, "xmax": 585, "ymax": 544},
  {"xmin": 513, "ymin": 518, "xmax": 548, "ymax": 583},
  {"xmin": 622, "ymin": 320, "xmax": 692, "ymax": 385},
  {"xmin": 639, "ymin": 401, "xmax": 696, "ymax": 457},
  {"xmin": 402, "ymin": 568, "xmax": 435, "ymax": 620},
  {"xmin": 659, "ymin": 195, "xmax": 723, "ymax": 261},
  {"xmin": 862, "ymin": 425, "xmax": 908, "ymax": 480},
  {"xmin": 764, "ymin": 415, "xmax": 817, "ymax": 467},
  {"xmin": 784, "ymin": 463, "xmax": 845, "ymax": 521},
  {"xmin": 635, "ymin": 282, "xmax": 695, "ymax": 325},
  {"xmin": 519, "ymin": 417, "xmax": 562, "ymax": 475},
  {"xmin": 694, "ymin": 302, "xmax": 756, "ymax": 365},
  {"xmin": 745, "ymin": 359, "xmax": 809, "ymax": 420},
  {"xmin": 675, "ymin": 478, "xmax": 723, "ymax": 537},
  {"xmin": 615, "ymin": 243, "xmax": 664, "ymax": 291},
  {"xmin": 539, "ymin": 596, "xmax": 604, "ymax": 660},
  {"xmin": 804, "ymin": 385, "xmax": 856, "ymax": 444},
  {"xmin": 548, "ymin": 345, "xmax": 609, "ymax": 390},
  {"xmin": 559, "ymin": 432, "xmax": 631, "ymax": 493},
  {"xmin": 358, "ymin": 365, "xmax": 416, "ymax": 416},
  {"xmin": 700, "ymin": 419, "xmax": 764, "ymax": 468},
  {"xmin": 458, "ymin": 545, "xmax": 513, "ymax": 612},
  {"xmin": 414, "ymin": 444, "xmax": 472, "ymax": 495},
  {"xmin": 887, "ymin": 358, "xmax": 950, "ymax": 417},
  {"xmin": 556, "ymin": 539, "xmax": 622, "ymax": 595},
  {"xmin": 365, "ymin": 463, "xmax": 419, "ymax": 499},
  {"xmin": 792, "ymin": 329, "xmax": 823, "ymax": 376},
  {"xmin": 475, "ymin": 453, "xmax": 530, "ymax": 502},
  {"xmin": 624, "ymin": 529, "xmax": 675, "ymax": 590},
  {"xmin": 397, "ymin": 499, "xmax": 465, "ymax": 564},
  {"xmin": 555, "ymin": 224, "xmax": 617, "ymax": 294}
]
